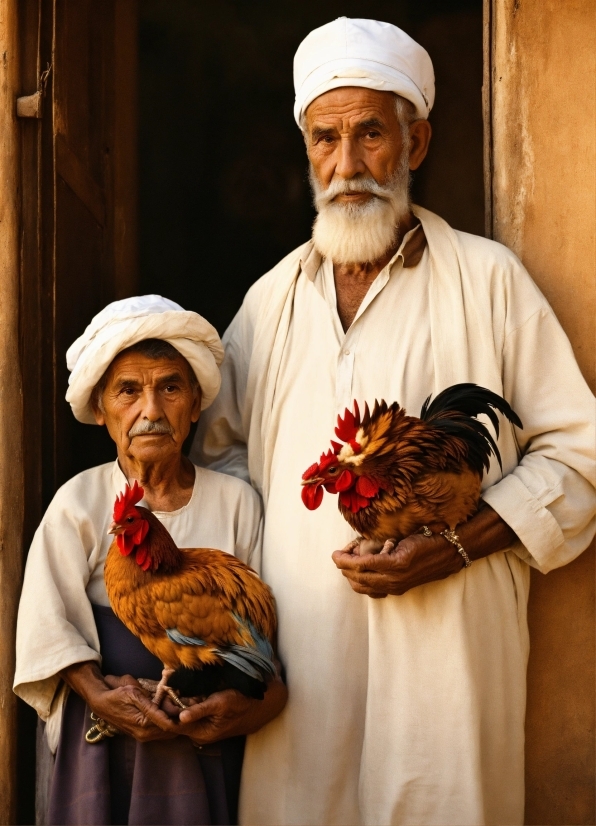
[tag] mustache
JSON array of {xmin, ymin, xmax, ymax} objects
[
  {"xmin": 128, "ymin": 419, "xmax": 173, "ymax": 438},
  {"xmin": 310, "ymin": 170, "xmax": 402, "ymax": 212}
]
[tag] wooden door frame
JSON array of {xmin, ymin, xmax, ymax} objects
[{"xmin": 0, "ymin": 0, "xmax": 25, "ymax": 821}]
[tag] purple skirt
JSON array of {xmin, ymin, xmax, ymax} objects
[{"xmin": 48, "ymin": 605, "xmax": 245, "ymax": 826}]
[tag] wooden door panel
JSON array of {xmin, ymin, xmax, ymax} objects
[
  {"xmin": 15, "ymin": 2, "xmax": 138, "ymax": 818},
  {"xmin": 50, "ymin": 0, "xmax": 124, "ymax": 489},
  {"xmin": 55, "ymin": 133, "xmax": 106, "ymax": 226},
  {"xmin": 54, "ymin": 177, "xmax": 115, "ymax": 484}
]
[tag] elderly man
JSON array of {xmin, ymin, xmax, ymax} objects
[
  {"xmin": 14, "ymin": 295, "xmax": 287, "ymax": 825},
  {"xmin": 193, "ymin": 17, "xmax": 596, "ymax": 826}
]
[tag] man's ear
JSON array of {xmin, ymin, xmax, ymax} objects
[
  {"xmin": 190, "ymin": 386, "xmax": 202, "ymax": 423},
  {"xmin": 408, "ymin": 119, "xmax": 432, "ymax": 171},
  {"xmin": 91, "ymin": 398, "xmax": 106, "ymax": 426}
]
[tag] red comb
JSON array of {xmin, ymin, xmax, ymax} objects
[
  {"xmin": 113, "ymin": 481, "xmax": 144, "ymax": 522},
  {"xmin": 335, "ymin": 401, "xmax": 361, "ymax": 444}
]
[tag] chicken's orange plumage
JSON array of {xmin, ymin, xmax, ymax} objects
[
  {"xmin": 104, "ymin": 482, "xmax": 277, "ymax": 700},
  {"xmin": 301, "ymin": 384, "xmax": 522, "ymax": 544}
]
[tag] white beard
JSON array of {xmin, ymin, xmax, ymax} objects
[{"xmin": 310, "ymin": 160, "xmax": 411, "ymax": 265}]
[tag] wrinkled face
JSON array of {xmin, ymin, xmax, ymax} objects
[
  {"xmin": 92, "ymin": 351, "xmax": 201, "ymax": 464},
  {"xmin": 304, "ymin": 86, "xmax": 430, "ymax": 197},
  {"xmin": 304, "ymin": 88, "xmax": 431, "ymax": 265},
  {"xmin": 305, "ymin": 87, "xmax": 408, "ymax": 199}
]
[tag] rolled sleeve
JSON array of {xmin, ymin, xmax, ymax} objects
[
  {"xmin": 491, "ymin": 306, "xmax": 596, "ymax": 573},
  {"xmin": 483, "ymin": 473, "xmax": 566, "ymax": 572},
  {"xmin": 14, "ymin": 503, "xmax": 102, "ymax": 718}
]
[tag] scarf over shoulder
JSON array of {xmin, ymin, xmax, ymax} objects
[{"xmin": 195, "ymin": 205, "xmax": 596, "ymax": 574}]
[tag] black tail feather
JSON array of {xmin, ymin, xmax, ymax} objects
[
  {"xmin": 169, "ymin": 662, "xmax": 267, "ymax": 700},
  {"xmin": 419, "ymin": 383, "xmax": 522, "ymax": 474}
]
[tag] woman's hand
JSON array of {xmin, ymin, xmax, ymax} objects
[
  {"xmin": 61, "ymin": 662, "xmax": 177, "ymax": 742},
  {"xmin": 139, "ymin": 672, "xmax": 288, "ymax": 746}
]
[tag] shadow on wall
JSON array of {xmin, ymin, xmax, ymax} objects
[{"xmin": 139, "ymin": 0, "xmax": 484, "ymax": 334}]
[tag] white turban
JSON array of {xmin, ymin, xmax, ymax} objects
[
  {"xmin": 65, "ymin": 295, "xmax": 224, "ymax": 424},
  {"xmin": 294, "ymin": 17, "xmax": 435, "ymax": 126}
]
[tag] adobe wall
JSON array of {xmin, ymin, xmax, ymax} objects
[{"xmin": 490, "ymin": 1, "xmax": 595, "ymax": 822}]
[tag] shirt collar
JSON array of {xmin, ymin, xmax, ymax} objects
[{"xmin": 299, "ymin": 220, "xmax": 427, "ymax": 281}]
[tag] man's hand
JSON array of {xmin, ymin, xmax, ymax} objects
[
  {"xmin": 61, "ymin": 662, "xmax": 177, "ymax": 742},
  {"xmin": 140, "ymin": 673, "xmax": 288, "ymax": 746},
  {"xmin": 332, "ymin": 503, "xmax": 518, "ymax": 598}
]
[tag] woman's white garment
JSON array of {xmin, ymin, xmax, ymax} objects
[
  {"xmin": 14, "ymin": 461, "xmax": 262, "ymax": 753},
  {"xmin": 193, "ymin": 206, "xmax": 596, "ymax": 826}
]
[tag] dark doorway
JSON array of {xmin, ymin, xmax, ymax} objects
[{"xmin": 138, "ymin": 0, "xmax": 484, "ymax": 335}]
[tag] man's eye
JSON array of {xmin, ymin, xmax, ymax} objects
[
  {"xmin": 164, "ymin": 385, "xmax": 178, "ymax": 393},
  {"xmin": 366, "ymin": 131, "xmax": 380, "ymax": 139},
  {"xmin": 121, "ymin": 388, "xmax": 136, "ymax": 396}
]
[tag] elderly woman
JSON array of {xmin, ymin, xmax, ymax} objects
[{"xmin": 14, "ymin": 295, "xmax": 287, "ymax": 825}]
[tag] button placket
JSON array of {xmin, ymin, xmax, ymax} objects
[{"xmin": 335, "ymin": 325, "xmax": 363, "ymax": 411}]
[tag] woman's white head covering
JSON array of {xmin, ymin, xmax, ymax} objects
[
  {"xmin": 65, "ymin": 295, "xmax": 224, "ymax": 424},
  {"xmin": 293, "ymin": 17, "xmax": 435, "ymax": 127}
]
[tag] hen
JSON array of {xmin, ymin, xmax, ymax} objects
[
  {"xmin": 104, "ymin": 482, "xmax": 277, "ymax": 707},
  {"xmin": 301, "ymin": 383, "xmax": 522, "ymax": 551}
]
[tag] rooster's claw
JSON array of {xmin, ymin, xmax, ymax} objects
[
  {"xmin": 343, "ymin": 537, "xmax": 365, "ymax": 554},
  {"xmin": 138, "ymin": 675, "xmax": 188, "ymax": 709}
]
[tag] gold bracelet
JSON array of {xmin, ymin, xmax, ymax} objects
[
  {"xmin": 440, "ymin": 529, "xmax": 472, "ymax": 568},
  {"xmin": 85, "ymin": 712, "xmax": 119, "ymax": 744}
]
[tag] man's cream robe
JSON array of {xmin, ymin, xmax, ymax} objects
[{"xmin": 194, "ymin": 206, "xmax": 596, "ymax": 826}]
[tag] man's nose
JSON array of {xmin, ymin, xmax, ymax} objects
[
  {"xmin": 140, "ymin": 389, "xmax": 164, "ymax": 421},
  {"xmin": 334, "ymin": 136, "xmax": 366, "ymax": 180}
]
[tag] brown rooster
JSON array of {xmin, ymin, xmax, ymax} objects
[
  {"xmin": 301, "ymin": 383, "xmax": 522, "ymax": 552},
  {"xmin": 104, "ymin": 482, "xmax": 277, "ymax": 706}
]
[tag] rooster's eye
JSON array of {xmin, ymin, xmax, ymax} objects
[
  {"xmin": 328, "ymin": 467, "xmax": 338, "ymax": 474},
  {"xmin": 126, "ymin": 516, "xmax": 134, "ymax": 523}
]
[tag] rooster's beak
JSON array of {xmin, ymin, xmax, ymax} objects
[
  {"xmin": 108, "ymin": 521, "xmax": 123, "ymax": 536},
  {"xmin": 301, "ymin": 477, "xmax": 323, "ymax": 486}
]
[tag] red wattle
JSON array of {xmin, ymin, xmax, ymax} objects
[
  {"xmin": 117, "ymin": 533, "xmax": 135, "ymax": 556},
  {"xmin": 302, "ymin": 484, "xmax": 324, "ymax": 510}
]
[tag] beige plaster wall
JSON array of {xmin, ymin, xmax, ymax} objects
[{"xmin": 490, "ymin": 1, "xmax": 595, "ymax": 822}]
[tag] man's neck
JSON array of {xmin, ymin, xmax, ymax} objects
[
  {"xmin": 333, "ymin": 212, "xmax": 416, "ymax": 331},
  {"xmin": 117, "ymin": 452, "xmax": 195, "ymax": 512}
]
